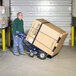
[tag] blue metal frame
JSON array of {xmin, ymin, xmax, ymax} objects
[{"xmin": 17, "ymin": 33, "xmax": 39, "ymax": 53}]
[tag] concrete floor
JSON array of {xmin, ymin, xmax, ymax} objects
[{"xmin": 0, "ymin": 46, "xmax": 76, "ymax": 76}]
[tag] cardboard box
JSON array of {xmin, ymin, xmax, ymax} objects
[
  {"xmin": 26, "ymin": 19, "xmax": 48, "ymax": 41},
  {"xmin": 26, "ymin": 19, "xmax": 68, "ymax": 56}
]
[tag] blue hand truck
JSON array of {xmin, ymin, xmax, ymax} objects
[{"xmin": 17, "ymin": 33, "xmax": 47, "ymax": 60}]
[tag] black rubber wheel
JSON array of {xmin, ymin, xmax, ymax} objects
[
  {"xmin": 29, "ymin": 51, "xmax": 34, "ymax": 57},
  {"xmin": 37, "ymin": 51, "xmax": 47, "ymax": 60}
]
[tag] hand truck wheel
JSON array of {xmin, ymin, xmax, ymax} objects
[
  {"xmin": 37, "ymin": 51, "xmax": 47, "ymax": 60},
  {"xmin": 29, "ymin": 50, "xmax": 34, "ymax": 57}
]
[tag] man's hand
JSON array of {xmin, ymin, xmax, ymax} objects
[
  {"xmin": 16, "ymin": 35, "xmax": 18, "ymax": 38},
  {"xmin": 22, "ymin": 34, "xmax": 24, "ymax": 36}
]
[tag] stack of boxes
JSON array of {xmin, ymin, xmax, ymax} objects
[{"xmin": 26, "ymin": 19, "xmax": 68, "ymax": 56}]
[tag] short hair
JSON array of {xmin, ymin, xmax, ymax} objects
[{"xmin": 17, "ymin": 12, "xmax": 23, "ymax": 17}]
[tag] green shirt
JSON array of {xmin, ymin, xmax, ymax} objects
[{"xmin": 13, "ymin": 18, "xmax": 24, "ymax": 36}]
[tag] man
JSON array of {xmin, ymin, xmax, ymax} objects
[{"xmin": 13, "ymin": 12, "xmax": 25, "ymax": 56}]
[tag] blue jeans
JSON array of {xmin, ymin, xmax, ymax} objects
[{"xmin": 13, "ymin": 35, "xmax": 24, "ymax": 54}]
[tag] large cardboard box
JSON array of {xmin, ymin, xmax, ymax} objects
[{"xmin": 26, "ymin": 19, "xmax": 68, "ymax": 56}]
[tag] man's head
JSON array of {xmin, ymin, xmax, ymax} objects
[{"xmin": 17, "ymin": 12, "xmax": 23, "ymax": 20}]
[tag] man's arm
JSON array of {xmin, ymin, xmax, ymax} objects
[{"xmin": 22, "ymin": 20, "xmax": 24, "ymax": 33}]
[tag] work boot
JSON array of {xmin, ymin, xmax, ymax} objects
[
  {"xmin": 14, "ymin": 53, "xmax": 19, "ymax": 56},
  {"xmin": 20, "ymin": 52, "xmax": 26, "ymax": 55}
]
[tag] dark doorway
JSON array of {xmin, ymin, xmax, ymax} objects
[{"xmin": 0, "ymin": 0, "xmax": 2, "ymax": 6}]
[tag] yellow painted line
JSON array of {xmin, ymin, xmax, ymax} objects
[
  {"xmin": 8, "ymin": 27, "xmax": 10, "ymax": 47},
  {"xmin": 71, "ymin": 26, "xmax": 74, "ymax": 46},
  {"xmin": 2, "ymin": 29, "xmax": 6, "ymax": 51}
]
